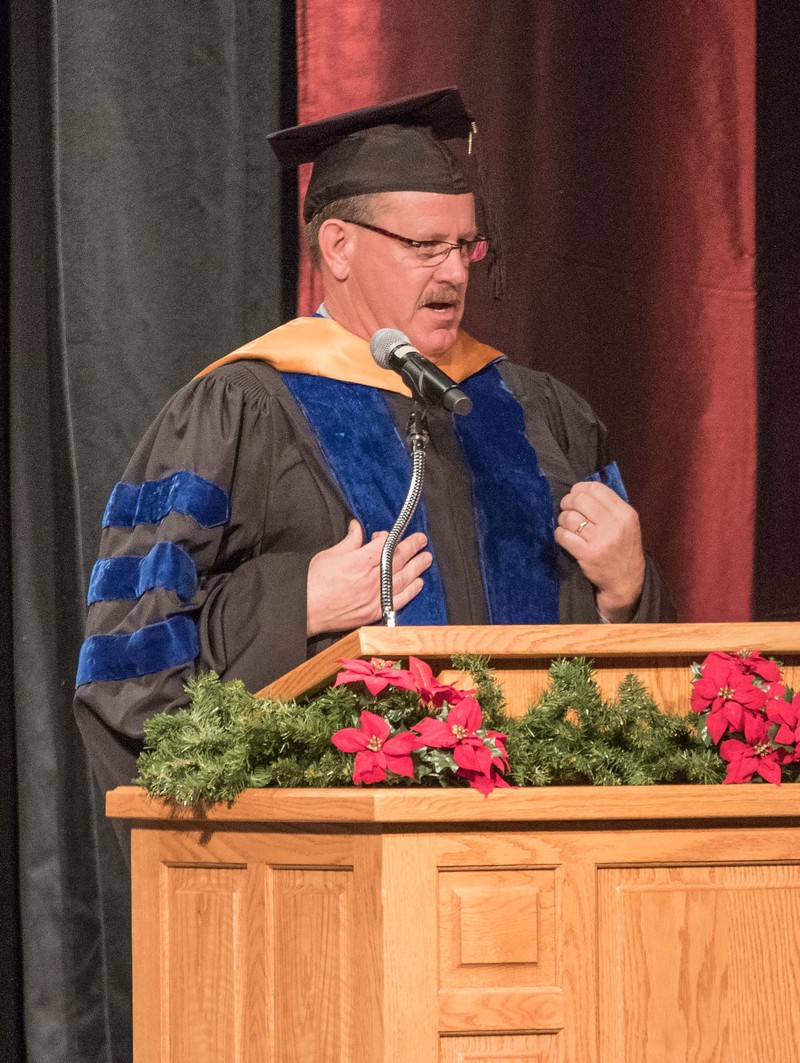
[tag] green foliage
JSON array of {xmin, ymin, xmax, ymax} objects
[
  {"xmin": 452, "ymin": 653, "xmax": 506, "ymax": 727},
  {"xmin": 136, "ymin": 656, "xmax": 725, "ymax": 807},
  {"xmin": 505, "ymin": 658, "xmax": 725, "ymax": 787},
  {"xmin": 138, "ymin": 674, "xmax": 357, "ymax": 803}
]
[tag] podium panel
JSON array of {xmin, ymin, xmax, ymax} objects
[
  {"xmin": 109, "ymin": 623, "xmax": 800, "ymax": 1061},
  {"xmin": 597, "ymin": 864, "xmax": 800, "ymax": 1061},
  {"xmin": 110, "ymin": 786, "xmax": 800, "ymax": 1063},
  {"xmin": 258, "ymin": 622, "xmax": 800, "ymax": 717}
]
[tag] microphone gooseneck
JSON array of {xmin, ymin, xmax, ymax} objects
[
  {"xmin": 378, "ymin": 403, "xmax": 429, "ymax": 626},
  {"xmin": 369, "ymin": 328, "xmax": 472, "ymax": 416}
]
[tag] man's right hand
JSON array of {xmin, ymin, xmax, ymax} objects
[{"xmin": 306, "ymin": 520, "xmax": 432, "ymax": 637}]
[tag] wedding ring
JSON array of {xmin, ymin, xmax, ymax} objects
[{"xmin": 576, "ymin": 519, "xmax": 589, "ymax": 535}]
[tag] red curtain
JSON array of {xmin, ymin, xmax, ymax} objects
[{"xmin": 295, "ymin": 0, "xmax": 756, "ymax": 621}]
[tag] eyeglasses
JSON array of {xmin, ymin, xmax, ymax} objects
[{"xmin": 342, "ymin": 219, "xmax": 489, "ymax": 266}]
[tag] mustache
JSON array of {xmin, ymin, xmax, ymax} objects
[{"xmin": 417, "ymin": 283, "xmax": 463, "ymax": 309}]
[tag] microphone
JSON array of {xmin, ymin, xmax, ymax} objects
[{"xmin": 369, "ymin": 329, "xmax": 472, "ymax": 416}]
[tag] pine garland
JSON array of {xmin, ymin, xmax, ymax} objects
[
  {"xmin": 505, "ymin": 658, "xmax": 724, "ymax": 787},
  {"xmin": 135, "ymin": 656, "xmax": 724, "ymax": 806}
]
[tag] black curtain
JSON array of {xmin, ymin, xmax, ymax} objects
[
  {"xmin": 754, "ymin": 0, "xmax": 800, "ymax": 621},
  {"xmin": 2, "ymin": 2, "xmax": 25, "ymax": 1061},
  {"xmin": 7, "ymin": 1, "xmax": 295, "ymax": 1060}
]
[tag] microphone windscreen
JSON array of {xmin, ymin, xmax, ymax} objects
[{"xmin": 370, "ymin": 328, "xmax": 409, "ymax": 369}]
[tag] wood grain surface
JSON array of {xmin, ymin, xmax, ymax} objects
[
  {"xmin": 257, "ymin": 622, "xmax": 800, "ymax": 717},
  {"xmin": 126, "ymin": 805, "xmax": 800, "ymax": 1061},
  {"xmin": 270, "ymin": 868, "xmax": 352, "ymax": 1061},
  {"xmin": 108, "ymin": 782, "xmax": 800, "ymax": 824},
  {"xmin": 597, "ymin": 864, "xmax": 800, "ymax": 1061},
  {"xmin": 437, "ymin": 1033, "xmax": 560, "ymax": 1062},
  {"xmin": 258, "ymin": 622, "xmax": 800, "ymax": 699},
  {"xmin": 120, "ymin": 623, "xmax": 800, "ymax": 1061}
]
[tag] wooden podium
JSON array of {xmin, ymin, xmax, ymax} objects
[{"xmin": 107, "ymin": 623, "xmax": 800, "ymax": 1063}]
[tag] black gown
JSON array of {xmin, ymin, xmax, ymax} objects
[{"xmin": 74, "ymin": 357, "xmax": 674, "ymax": 795}]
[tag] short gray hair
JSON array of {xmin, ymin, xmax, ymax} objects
[{"xmin": 304, "ymin": 193, "xmax": 388, "ymax": 269}]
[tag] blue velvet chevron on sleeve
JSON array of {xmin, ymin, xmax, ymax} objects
[
  {"xmin": 75, "ymin": 615, "xmax": 200, "ymax": 686},
  {"xmin": 87, "ymin": 542, "xmax": 198, "ymax": 604},
  {"xmin": 78, "ymin": 470, "xmax": 228, "ymax": 687},
  {"xmin": 102, "ymin": 470, "xmax": 229, "ymax": 529}
]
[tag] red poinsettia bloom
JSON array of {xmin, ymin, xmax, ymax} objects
[
  {"xmin": 331, "ymin": 710, "xmax": 421, "ymax": 784},
  {"xmin": 457, "ymin": 765, "xmax": 513, "ymax": 795},
  {"xmin": 761, "ymin": 681, "xmax": 787, "ymax": 703},
  {"xmin": 413, "ymin": 697, "xmax": 510, "ymax": 792},
  {"xmin": 486, "ymin": 730, "xmax": 510, "ymax": 773},
  {"xmin": 413, "ymin": 694, "xmax": 482, "ymax": 748},
  {"xmin": 691, "ymin": 654, "xmax": 768, "ymax": 742},
  {"xmin": 719, "ymin": 713, "xmax": 788, "ymax": 785},
  {"xmin": 333, "ymin": 657, "xmax": 416, "ymax": 696},
  {"xmin": 735, "ymin": 650, "xmax": 782, "ymax": 685},
  {"xmin": 406, "ymin": 656, "xmax": 475, "ymax": 708},
  {"xmin": 765, "ymin": 692, "xmax": 800, "ymax": 748},
  {"xmin": 705, "ymin": 677, "xmax": 768, "ymax": 742}
]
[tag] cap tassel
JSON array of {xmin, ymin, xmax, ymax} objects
[{"xmin": 470, "ymin": 123, "xmax": 507, "ymax": 301}]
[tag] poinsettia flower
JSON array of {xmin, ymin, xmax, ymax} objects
[
  {"xmin": 413, "ymin": 697, "xmax": 510, "ymax": 792},
  {"xmin": 413, "ymin": 695, "xmax": 483, "ymax": 748},
  {"xmin": 691, "ymin": 654, "xmax": 736, "ymax": 712},
  {"xmin": 765, "ymin": 692, "xmax": 800, "ymax": 747},
  {"xmin": 457, "ymin": 765, "xmax": 513, "ymax": 795},
  {"xmin": 486, "ymin": 730, "xmax": 510, "ymax": 772},
  {"xmin": 333, "ymin": 657, "xmax": 415, "ymax": 696},
  {"xmin": 406, "ymin": 656, "xmax": 475, "ymax": 707},
  {"xmin": 719, "ymin": 714, "xmax": 788, "ymax": 785},
  {"xmin": 691, "ymin": 654, "xmax": 758, "ymax": 713},
  {"xmin": 704, "ymin": 676, "xmax": 768, "ymax": 742},
  {"xmin": 452, "ymin": 737, "xmax": 494, "ymax": 777},
  {"xmin": 459, "ymin": 729, "xmax": 511, "ymax": 794},
  {"xmin": 761, "ymin": 682, "xmax": 787, "ymax": 703},
  {"xmin": 692, "ymin": 654, "xmax": 768, "ymax": 742},
  {"xmin": 735, "ymin": 650, "xmax": 782, "ymax": 685},
  {"xmin": 331, "ymin": 710, "xmax": 421, "ymax": 784}
]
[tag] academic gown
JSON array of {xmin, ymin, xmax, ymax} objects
[{"xmin": 74, "ymin": 353, "xmax": 674, "ymax": 798}]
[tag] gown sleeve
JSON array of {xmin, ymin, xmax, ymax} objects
[{"xmin": 73, "ymin": 365, "xmax": 319, "ymax": 792}]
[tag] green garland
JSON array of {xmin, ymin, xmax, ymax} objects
[
  {"xmin": 136, "ymin": 656, "xmax": 724, "ymax": 805},
  {"xmin": 506, "ymin": 658, "xmax": 724, "ymax": 787}
]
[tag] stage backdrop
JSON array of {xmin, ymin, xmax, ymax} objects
[
  {"xmin": 296, "ymin": 0, "xmax": 757, "ymax": 623},
  {"xmin": 5, "ymin": 2, "xmax": 799, "ymax": 1062}
]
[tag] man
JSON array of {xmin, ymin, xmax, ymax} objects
[{"xmin": 74, "ymin": 89, "xmax": 673, "ymax": 795}]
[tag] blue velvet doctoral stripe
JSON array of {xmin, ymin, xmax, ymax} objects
[
  {"xmin": 455, "ymin": 365, "xmax": 559, "ymax": 624},
  {"xmin": 102, "ymin": 471, "xmax": 229, "ymax": 529},
  {"xmin": 87, "ymin": 542, "xmax": 198, "ymax": 604},
  {"xmin": 586, "ymin": 460, "xmax": 628, "ymax": 502},
  {"xmin": 281, "ymin": 373, "xmax": 448, "ymax": 624},
  {"xmin": 75, "ymin": 615, "xmax": 200, "ymax": 686}
]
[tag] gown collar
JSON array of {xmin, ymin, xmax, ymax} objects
[{"xmin": 197, "ymin": 315, "xmax": 504, "ymax": 392}]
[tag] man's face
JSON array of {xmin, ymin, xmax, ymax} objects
[{"xmin": 342, "ymin": 191, "xmax": 477, "ymax": 362}]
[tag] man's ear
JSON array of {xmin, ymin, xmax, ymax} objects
[{"xmin": 317, "ymin": 219, "xmax": 352, "ymax": 281}]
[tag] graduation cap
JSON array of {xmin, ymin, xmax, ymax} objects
[{"xmin": 268, "ymin": 88, "xmax": 506, "ymax": 299}]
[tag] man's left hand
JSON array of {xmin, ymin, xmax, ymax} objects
[{"xmin": 554, "ymin": 481, "xmax": 646, "ymax": 623}]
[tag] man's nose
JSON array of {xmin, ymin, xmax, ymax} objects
[{"xmin": 433, "ymin": 247, "xmax": 469, "ymax": 285}]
